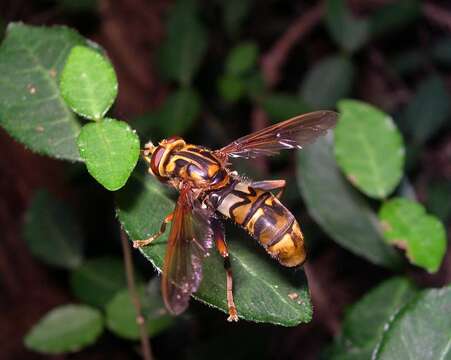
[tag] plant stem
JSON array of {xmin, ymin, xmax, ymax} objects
[{"xmin": 120, "ymin": 229, "xmax": 153, "ymax": 360}]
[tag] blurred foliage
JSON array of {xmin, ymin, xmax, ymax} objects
[{"xmin": 0, "ymin": 0, "xmax": 450, "ymax": 358}]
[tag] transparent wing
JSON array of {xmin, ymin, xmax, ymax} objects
[
  {"xmin": 161, "ymin": 187, "xmax": 214, "ymax": 315},
  {"xmin": 215, "ymin": 111, "xmax": 338, "ymax": 159}
]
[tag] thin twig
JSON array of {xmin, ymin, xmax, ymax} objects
[
  {"xmin": 120, "ymin": 230, "xmax": 153, "ymax": 360},
  {"xmin": 423, "ymin": 3, "xmax": 451, "ymax": 33}
]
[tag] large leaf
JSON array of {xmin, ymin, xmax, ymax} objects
[
  {"xmin": 326, "ymin": 277, "xmax": 417, "ymax": 360},
  {"xmin": 335, "ymin": 100, "xmax": 405, "ymax": 199},
  {"xmin": 325, "ymin": 0, "xmax": 369, "ymax": 53},
  {"xmin": 24, "ymin": 304, "xmax": 103, "ymax": 354},
  {"xmin": 158, "ymin": 0, "xmax": 208, "ymax": 86},
  {"xmin": 401, "ymin": 75, "xmax": 450, "ymax": 145},
  {"xmin": 297, "ymin": 135, "xmax": 402, "ymax": 269},
  {"xmin": 77, "ymin": 118, "xmax": 140, "ymax": 191},
  {"xmin": 60, "ymin": 46, "xmax": 117, "ymax": 121},
  {"xmin": 116, "ymin": 168, "xmax": 312, "ymax": 326},
  {"xmin": 105, "ymin": 281, "xmax": 174, "ymax": 340},
  {"xmin": 374, "ymin": 285, "xmax": 451, "ymax": 359},
  {"xmin": 379, "ymin": 198, "xmax": 447, "ymax": 273},
  {"xmin": 299, "ymin": 55, "xmax": 354, "ymax": 110},
  {"xmin": 70, "ymin": 257, "xmax": 128, "ymax": 308},
  {"xmin": 0, "ymin": 23, "xmax": 84, "ymax": 161},
  {"xmin": 23, "ymin": 190, "xmax": 83, "ymax": 269}
]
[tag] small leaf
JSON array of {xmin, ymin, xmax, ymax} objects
[
  {"xmin": 0, "ymin": 23, "xmax": 85, "ymax": 161},
  {"xmin": 77, "ymin": 118, "xmax": 140, "ymax": 191},
  {"xmin": 24, "ymin": 304, "xmax": 103, "ymax": 354},
  {"xmin": 23, "ymin": 190, "xmax": 83, "ymax": 269},
  {"xmin": 261, "ymin": 93, "xmax": 312, "ymax": 122},
  {"xmin": 60, "ymin": 46, "xmax": 117, "ymax": 120},
  {"xmin": 297, "ymin": 135, "xmax": 402, "ymax": 269},
  {"xmin": 374, "ymin": 285, "xmax": 451, "ymax": 359},
  {"xmin": 325, "ymin": 0, "xmax": 369, "ymax": 53},
  {"xmin": 158, "ymin": 0, "xmax": 208, "ymax": 86},
  {"xmin": 299, "ymin": 55, "xmax": 354, "ymax": 109},
  {"xmin": 370, "ymin": 0, "xmax": 421, "ymax": 36},
  {"xmin": 335, "ymin": 100, "xmax": 405, "ymax": 199},
  {"xmin": 116, "ymin": 169, "xmax": 312, "ymax": 326},
  {"xmin": 106, "ymin": 282, "xmax": 174, "ymax": 340},
  {"xmin": 400, "ymin": 75, "xmax": 450, "ymax": 145},
  {"xmin": 70, "ymin": 257, "xmax": 130, "ymax": 308},
  {"xmin": 379, "ymin": 198, "xmax": 447, "ymax": 273},
  {"xmin": 218, "ymin": 74, "xmax": 244, "ymax": 102},
  {"xmin": 326, "ymin": 277, "xmax": 417, "ymax": 359},
  {"xmin": 225, "ymin": 42, "xmax": 258, "ymax": 76}
]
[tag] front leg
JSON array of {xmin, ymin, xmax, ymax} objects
[
  {"xmin": 212, "ymin": 218, "xmax": 238, "ymax": 322},
  {"xmin": 250, "ymin": 179, "xmax": 286, "ymax": 199},
  {"xmin": 133, "ymin": 212, "xmax": 174, "ymax": 248}
]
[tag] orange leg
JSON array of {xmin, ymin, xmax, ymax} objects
[
  {"xmin": 133, "ymin": 212, "xmax": 174, "ymax": 248},
  {"xmin": 212, "ymin": 218, "xmax": 238, "ymax": 322},
  {"xmin": 250, "ymin": 179, "xmax": 286, "ymax": 199}
]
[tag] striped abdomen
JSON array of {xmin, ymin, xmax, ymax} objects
[{"xmin": 208, "ymin": 180, "xmax": 306, "ymax": 267}]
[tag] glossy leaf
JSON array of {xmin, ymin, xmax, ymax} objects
[
  {"xmin": 261, "ymin": 93, "xmax": 312, "ymax": 122},
  {"xmin": 158, "ymin": 0, "xmax": 207, "ymax": 86},
  {"xmin": 106, "ymin": 282, "xmax": 174, "ymax": 340},
  {"xmin": 70, "ymin": 257, "xmax": 128, "ymax": 308},
  {"xmin": 374, "ymin": 286, "xmax": 451, "ymax": 359},
  {"xmin": 325, "ymin": 0, "xmax": 369, "ymax": 53},
  {"xmin": 370, "ymin": 0, "xmax": 421, "ymax": 36},
  {"xmin": 77, "ymin": 118, "xmax": 140, "ymax": 191},
  {"xmin": 0, "ymin": 23, "xmax": 84, "ymax": 161},
  {"xmin": 297, "ymin": 135, "xmax": 402, "ymax": 269},
  {"xmin": 24, "ymin": 304, "xmax": 103, "ymax": 354},
  {"xmin": 299, "ymin": 55, "xmax": 354, "ymax": 109},
  {"xmin": 327, "ymin": 277, "xmax": 417, "ymax": 360},
  {"xmin": 60, "ymin": 46, "xmax": 117, "ymax": 120},
  {"xmin": 379, "ymin": 198, "xmax": 447, "ymax": 273},
  {"xmin": 335, "ymin": 100, "xmax": 405, "ymax": 199},
  {"xmin": 225, "ymin": 42, "xmax": 258, "ymax": 75},
  {"xmin": 23, "ymin": 190, "xmax": 83, "ymax": 269},
  {"xmin": 116, "ymin": 169, "xmax": 312, "ymax": 326},
  {"xmin": 401, "ymin": 75, "xmax": 450, "ymax": 145}
]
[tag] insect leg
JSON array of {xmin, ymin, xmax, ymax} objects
[
  {"xmin": 132, "ymin": 212, "xmax": 174, "ymax": 248},
  {"xmin": 212, "ymin": 218, "xmax": 238, "ymax": 322},
  {"xmin": 250, "ymin": 179, "xmax": 286, "ymax": 199}
]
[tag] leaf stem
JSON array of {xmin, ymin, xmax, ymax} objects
[{"xmin": 120, "ymin": 229, "xmax": 153, "ymax": 360}]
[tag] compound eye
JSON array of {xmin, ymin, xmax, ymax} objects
[{"xmin": 150, "ymin": 145, "xmax": 166, "ymax": 176}]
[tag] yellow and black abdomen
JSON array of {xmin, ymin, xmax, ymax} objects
[{"xmin": 209, "ymin": 180, "xmax": 306, "ymax": 267}]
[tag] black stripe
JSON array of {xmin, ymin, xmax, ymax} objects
[
  {"xmin": 242, "ymin": 192, "xmax": 271, "ymax": 227},
  {"xmin": 266, "ymin": 218, "xmax": 295, "ymax": 247}
]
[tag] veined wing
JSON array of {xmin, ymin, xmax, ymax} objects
[{"xmin": 215, "ymin": 111, "xmax": 337, "ymax": 160}]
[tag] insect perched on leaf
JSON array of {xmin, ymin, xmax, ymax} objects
[{"xmin": 135, "ymin": 111, "xmax": 338, "ymax": 321}]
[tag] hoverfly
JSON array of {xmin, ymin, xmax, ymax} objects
[{"xmin": 134, "ymin": 111, "xmax": 338, "ymax": 321}]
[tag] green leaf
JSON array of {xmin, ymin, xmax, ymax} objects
[
  {"xmin": 335, "ymin": 100, "xmax": 405, "ymax": 199},
  {"xmin": 327, "ymin": 277, "xmax": 417, "ymax": 360},
  {"xmin": 370, "ymin": 0, "xmax": 421, "ymax": 36},
  {"xmin": 401, "ymin": 75, "xmax": 450, "ymax": 145},
  {"xmin": 60, "ymin": 46, "xmax": 117, "ymax": 121},
  {"xmin": 24, "ymin": 304, "xmax": 103, "ymax": 354},
  {"xmin": 299, "ymin": 55, "xmax": 354, "ymax": 109},
  {"xmin": 0, "ymin": 23, "xmax": 84, "ymax": 161},
  {"xmin": 158, "ymin": 0, "xmax": 207, "ymax": 86},
  {"xmin": 261, "ymin": 93, "xmax": 312, "ymax": 122},
  {"xmin": 225, "ymin": 42, "xmax": 258, "ymax": 76},
  {"xmin": 297, "ymin": 135, "xmax": 402, "ymax": 269},
  {"xmin": 374, "ymin": 285, "xmax": 451, "ymax": 359},
  {"xmin": 116, "ymin": 170, "xmax": 312, "ymax": 326},
  {"xmin": 23, "ymin": 190, "xmax": 83, "ymax": 269},
  {"xmin": 379, "ymin": 198, "xmax": 447, "ymax": 273},
  {"xmin": 106, "ymin": 282, "xmax": 174, "ymax": 340},
  {"xmin": 325, "ymin": 0, "xmax": 369, "ymax": 53},
  {"xmin": 70, "ymin": 257, "xmax": 128, "ymax": 308},
  {"xmin": 221, "ymin": 0, "xmax": 253, "ymax": 37},
  {"xmin": 77, "ymin": 118, "xmax": 140, "ymax": 191},
  {"xmin": 218, "ymin": 74, "xmax": 244, "ymax": 102}
]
